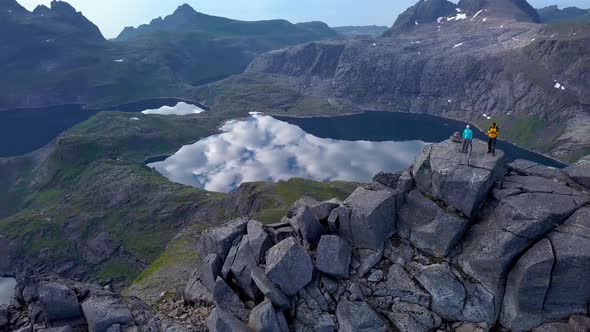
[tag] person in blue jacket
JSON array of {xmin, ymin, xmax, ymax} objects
[{"xmin": 461, "ymin": 125, "xmax": 473, "ymax": 153}]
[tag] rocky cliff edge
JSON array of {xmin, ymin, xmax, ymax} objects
[{"xmin": 184, "ymin": 138, "xmax": 590, "ymax": 332}]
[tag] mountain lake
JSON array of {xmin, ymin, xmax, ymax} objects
[{"xmin": 149, "ymin": 111, "xmax": 565, "ymax": 192}]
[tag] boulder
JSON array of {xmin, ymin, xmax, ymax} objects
[
  {"xmin": 397, "ymin": 170, "xmax": 415, "ymax": 194},
  {"xmin": 367, "ymin": 270, "xmax": 384, "ymax": 283},
  {"xmin": 502, "ymin": 175, "xmax": 581, "ymax": 196},
  {"xmin": 81, "ymin": 297, "xmax": 135, "ymax": 332},
  {"xmin": 198, "ymin": 218, "xmax": 248, "ymax": 260},
  {"xmin": 221, "ymin": 239, "xmax": 240, "ymax": 280},
  {"xmin": 453, "ymin": 322, "xmax": 488, "ymax": 332},
  {"xmin": 356, "ymin": 248, "xmax": 383, "ymax": 277},
  {"xmin": 507, "ymin": 159, "xmax": 539, "ymax": 174},
  {"xmin": 373, "ymin": 171, "xmax": 402, "ymax": 189},
  {"xmin": 207, "ymin": 308, "xmax": 252, "ymax": 332},
  {"xmin": 415, "ymin": 264, "xmax": 466, "ymax": 321},
  {"xmin": 509, "ymin": 160, "xmax": 571, "ymax": 183},
  {"xmin": 287, "ymin": 196, "xmax": 319, "ymax": 218},
  {"xmin": 399, "ymin": 190, "xmax": 467, "ymax": 257},
  {"xmin": 316, "ymin": 235, "xmax": 352, "ymax": 279},
  {"xmin": 212, "ymin": 277, "xmax": 249, "ymax": 321},
  {"xmin": 311, "ymin": 199, "xmax": 342, "ymax": 221},
  {"xmin": 460, "ymin": 280, "xmax": 496, "ymax": 324},
  {"xmin": 412, "ymin": 140, "xmax": 505, "ymax": 218},
  {"xmin": 389, "ymin": 299, "xmax": 442, "ymax": 332},
  {"xmin": 458, "ymin": 192, "xmax": 587, "ymax": 299},
  {"xmin": 543, "ymin": 208, "xmax": 590, "ymax": 322},
  {"xmin": 387, "ymin": 311, "xmax": 428, "ymax": 332},
  {"xmin": 248, "ymin": 300, "xmax": 288, "ymax": 332},
  {"xmin": 300, "ymin": 279, "xmax": 332, "ymax": 312},
  {"xmin": 37, "ymin": 327, "xmax": 73, "ymax": 332},
  {"xmin": 247, "ymin": 220, "xmax": 272, "ymax": 264},
  {"xmin": 340, "ymin": 187, "xmax": 396, "ymax": 251},
  {"xmin": 532, "ymin": 322, "xmax": 573, "ymax": 332},
  {"xmin": 327, "ymin": 208, "xmax": 340, "ymax": 234},
  {"xmin": 230, "ymin": 237, "xmax": 261, "ymax": 301},
  {"xmin": 184, "ymin": 253, "xmax": 222, "ymax": 303},
  {"xmin": 317, "ymin": 312, "xmax": 337, "ymax": 332},
  {"xmin": 265, "ymin": 237, "xmax": 313, "ymax": 296},
  {"xmin": 36, "ymin": 282, "xmax": 82, "ymax": 322},
  {"xmin": 250, "ymin": 268, "xmax": 290, "ymax": 310},
  {"xmin": 290, "ymin": 206, "xmax": 324, "ymax": 246},
  {"xmin": 336, "ymin": 300, "xmax": 388, "ymax": 332},
  {"xmin": 565, "ymin": 162, "xmax": 590, "ymax": 188},
  {"xmin": 374, "ymin": 264, "xmax": 430, "ymax": 307},
  {"xmin": 500, "ymin": 239, "xmax": 554, "ymax": 331}
]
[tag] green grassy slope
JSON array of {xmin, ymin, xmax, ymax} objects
[{"xmin": 0, "ymin": 107, "xmax": 359, "ymax": 286}]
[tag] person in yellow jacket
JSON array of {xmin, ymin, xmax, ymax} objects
[{"xmin": 487, "ymin": 122, "xmax": 500, "ymax": 156}]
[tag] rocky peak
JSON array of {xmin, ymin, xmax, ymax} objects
[
  {"xmin": 32, "ymin": 4, "xmax": 51, "ymax": 15},
  {"xmin": 49, "ymin": 0, "xmax": 78, "ymax": 16},
  {"xmin": 457, "ymin": 0, "xmax": 540, "ymax": 23},
  {"xmin": 177, "ymin": 139, "xmax": 590, "ymax": 331},
  {"xmin": 38, "ymin": 0, "xmax": 105, "ymax": 40},
  {"xmin": 173, "ymin": 3, "xmax": 198, "ymax": 17},
  {"xmin": 383, "ymin": 0, "xmax": 457, "ymax": 36}
]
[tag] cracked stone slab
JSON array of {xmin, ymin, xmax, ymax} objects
[{"xmin": 412, "ymin": 139, "xmax": 506, "ymax": 218}]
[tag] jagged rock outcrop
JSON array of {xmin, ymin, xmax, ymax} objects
[
  {"xmin": 179, "ymin": 138, "xmax": 590, "ymax": 331},
  {"xmin": 2, "ymin": 275, "xmax": 158, "ymax": 332},
  {"xmin": 412, "ymin": 139, "xmax": 505, "ymax": 218}
]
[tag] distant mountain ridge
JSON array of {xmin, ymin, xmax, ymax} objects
[
  {"xmin": 116, "ymin": 3, "xmax": 337, "ymax": 42},
  {"xmin": 537, "ymin": 5, "xmax": 590, "ymax": 24},
  {"xmin": 332, "ymin": 25, "xmax": 389, "ymax": 38},
  {"xmin": 0, "ymin": 1, "xmax": 338, "ymax": 108}
]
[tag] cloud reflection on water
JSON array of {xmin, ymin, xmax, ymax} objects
[
  {"xmin": 0, "ymin": 277, "xmax": 16, "ymax": 306},
  {"xmin": 149, "ymin": 114, "xmax": 428, "ymax": 192}
]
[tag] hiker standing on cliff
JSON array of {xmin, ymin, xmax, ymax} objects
[
  {"xmin": 487, "ymin": 122, "xmax": 500, "ymax": 156},
  {"xmin": 461, "ymin": 125, "xmax": 473, "ymax": 153}
]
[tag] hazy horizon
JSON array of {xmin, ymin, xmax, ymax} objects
[{"xmin": 16, "ymin": 0, "xmax": 590, "ymax": 38}]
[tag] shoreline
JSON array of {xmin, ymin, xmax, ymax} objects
[
  {"xmin": 270, "ymin": 108, "xmax": 570, "ymax": 167},
  {"xmin": 0, "ymin": 97, "xmax": 207, "ymax": 112}
]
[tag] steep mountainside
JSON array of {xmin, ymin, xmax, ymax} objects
[
  {"xmin": 0, "ymin": 1, "xmax": 338, "ymax": 108},
  {"xmin": 537, "ymin": 5, "xmax": 590, "ymax": 24},
  {"xmin": 200, "ymin": 0, "xmax": 590, "ymax": 163}
]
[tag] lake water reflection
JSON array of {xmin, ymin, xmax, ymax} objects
[
  {"xmin": 0, "ymin": 277, "xmax": 16, "ymax": 306},
  {"xmin": 149, "ymin": 113, "xmax": 428, "ymax": 192}
]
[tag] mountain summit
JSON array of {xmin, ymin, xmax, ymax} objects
[
  {"xmin": 457, "ymin": 0, "xmax": 540, "ymax": 22},
  {"xmin": 385, "ymin": 0, "xmax": 541, "ymax": 36},
  {"xmin": 384, "ymin": 0, "xmax": 457, "ymax": 36}
]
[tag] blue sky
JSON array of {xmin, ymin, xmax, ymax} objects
[{"xmin": 17, "ymin": 0, "xmax": 589, "ymax": 38}]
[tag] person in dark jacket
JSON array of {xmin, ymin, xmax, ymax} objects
[
  {"xmin": 461, "ymin": 125, "xmax": 473, "ymax": 153},
  {"xmin": 487, "ymin": 122, "xmax": 500, "ymax": 156}
]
